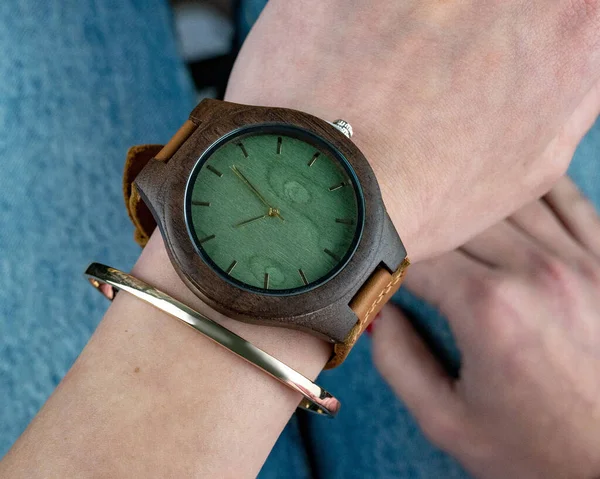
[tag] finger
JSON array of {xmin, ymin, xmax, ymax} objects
[
  {"xmin": 508, "ymin": 194, "xmax": 588, "ymax": 264},
  {"xmin": 460, "ymin": 219, "xmax": 543, "ymax": 272},
  {"xmin": 372, "ymin": 304, "xmax": 464, "ymax": 447},
  {"xmin": 403, "ymin": 249, "xmax": 490, "ymax": 321},
  {"xmin": 544, "ymin": 176, "xmax": 600, "ymax": 259}
]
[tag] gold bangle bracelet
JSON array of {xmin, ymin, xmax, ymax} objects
[{"xmin": 84, "ymin": 263, "xmax": 340, "ymax": 418}]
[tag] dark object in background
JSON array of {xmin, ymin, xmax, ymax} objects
[
  {"xmin": 188, "ymin": 52, "xmax": 237, "ymax": 99},
  {"xmin": 172, "ymin": 0, "xmax": 244, "ymax": 99}
]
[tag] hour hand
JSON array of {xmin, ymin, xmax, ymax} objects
[{"xmin": 234, "ymin": 214, "xmax": 267, "ymax": 228}]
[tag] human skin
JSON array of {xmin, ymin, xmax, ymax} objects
[
  {"xmin": 373, "ymin": 176, "xmax": 600, "ymax": 479},
  {"xmin": 226, "ymin": 0, "xmax": 600, "ymax": 261},
  {"xmin": 1, "ymin": 0, "xmax": 600, "ymax": 477}
]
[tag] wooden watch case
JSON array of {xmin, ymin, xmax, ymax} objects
[{"xmin": 134, "ymin": 100, "xmax": 406, "ymax": 343}]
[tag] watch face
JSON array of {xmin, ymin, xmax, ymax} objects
[{"xmin": 185, "ymin": 124, "xmax": 364, "ymax": 295}]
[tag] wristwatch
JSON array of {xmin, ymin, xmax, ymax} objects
[{"xmin": 123, "ymin": 99, "xmax": 409, "ymax": 368}]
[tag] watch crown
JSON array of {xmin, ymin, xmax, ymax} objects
[{"xmin": 331, "ymin": 119, "xmax": 353, "ymax": 139}]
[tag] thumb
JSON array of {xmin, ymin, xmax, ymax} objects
[{"xmin": 371, "ymin": 304, "xmax": 464, "ymax": 447}]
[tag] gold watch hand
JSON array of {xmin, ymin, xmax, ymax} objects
[
  {"xmin": 230, "ymin": 165, "xmax": 285, "ymax": 221},
  {"xmin": 234, "ymin": 214, "xmax": 267, "ymax": 228},
  {"xmin": 230, "ymin": 165, "xmax": 270, "ymax": 207}
]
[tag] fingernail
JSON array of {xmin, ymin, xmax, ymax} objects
[{"xmin": 365, "ymin": 312, "xmax": 382, "ymax": 335}]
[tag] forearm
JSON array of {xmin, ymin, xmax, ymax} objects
[{"xmin": 0, "ymin": 232, "xmax": 330, "ymax": 478}]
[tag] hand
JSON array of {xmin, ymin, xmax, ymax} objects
[
  {"xmin": 230, "ymin": 165, "xmax": 284, "ymax": 221},
  {"xmin": 226, "ymin": 0, "xmax": 600, "ymax": 261},
  {"xmin": 372, "ymin": 176, "xmax": 600, "ymax": 479}
]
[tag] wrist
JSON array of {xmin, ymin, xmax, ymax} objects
[
  {"xmin": 223, "ymin": 89, "xmax": 425, "ymax": 261},
  {"xmin": 1, "ymin": 229, "xmax": 329, "ymax": 478},
  {"xmin": 131, "ymin": 229, "xmax": 331, "ymax": 378}
]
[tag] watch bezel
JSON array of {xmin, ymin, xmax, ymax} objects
[{"xmin": 183, "ymin": 123, "xmax": 366, "ymax": 296}]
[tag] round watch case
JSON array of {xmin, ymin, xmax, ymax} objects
[{"xmin": 134, "ymin": 101, "xmax": 405, "ymax": 343}]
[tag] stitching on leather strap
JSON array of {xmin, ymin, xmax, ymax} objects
[
  {"xmin": 326, "ymin": 258, "xmax": 410, "ymax": 369},
  {"xmin": 362, "ymin": 266, "xmax": 406, "ymax": 324}
]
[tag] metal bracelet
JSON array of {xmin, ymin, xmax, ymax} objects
[{"xmin": 84, "ymin": 263, "xmax": 340, "ymax": 418}]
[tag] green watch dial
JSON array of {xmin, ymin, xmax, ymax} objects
[{"xmin": 185, "ymin": 125, "xmax": 364, "ymax": 295}]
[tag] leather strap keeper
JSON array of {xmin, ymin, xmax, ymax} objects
[
  {"xmin": 155, "ymin": 120, "xmax": 198, "ymax": 161},
  {"xmin": 123, "ymin": 142, "xmax": 409, "ymax": 368},
  {"xmin": 327, "ymin": 258, "xmax": 410, "ymax": 368}
]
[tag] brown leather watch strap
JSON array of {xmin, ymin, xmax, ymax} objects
[
  {"xmin": 326, "ymin": 257, "xmax": 411, "ymax": 369},
  {"xmin": 123, "ymin": 144, "xmax": 163, "ymax": 246},
  {"xmin": 123, "ymin": 120, "xmax": 198, "ymax": 247}
]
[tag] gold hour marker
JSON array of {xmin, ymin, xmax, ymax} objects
[
  {"xmin": 298, "ymin": 269, "xmax": 309, "ymax": 286},
  {"xmin": 324, "ymin": 248, "xmax": 340, "ymax": 261},
  {"xmin": 206, "ymin": 165, "xmax": 223, "ymax": 177},
  {"xmin": 226, "ymin": 260, "xmax": 238, "ymax": 275},
  {"xmin": 264, "ymin": 272, "xmax": 270, "ymax": 290},
  {"xmin": 329, "ymin": 181, "xmax": 346, "ymax": 191},
  {"xmin": 335, "ymin": 218, "xmax": 354, "ymax": 225},
  {"xmin": 238, "ymin": 142, "xmax": 248, "ymax": 158},
  {"xmin": 308, "ymin": 152, "xmax": 320, "ymax": 167},
  {"xmin": 277, "ymin": 136, "xmax": 282, "ymax": 155},
  {"xmin": 199, "ymin": 234, "xmax": 216, "ymax": 244},
  {"xmin": 192, "ymin": 201, "xmax": 210, "ymax": 207}
]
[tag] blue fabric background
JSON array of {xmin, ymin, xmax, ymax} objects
[
  {"xmin": 0, "ymin": 0, "xmax": 196, "ymax": 455},
  {"xmin": 1, "ymin": 1, "xmax": 599, "ymax": 477}
]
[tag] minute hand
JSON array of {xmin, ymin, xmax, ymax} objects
[
  {"xmin": 230, "ymin": 165, "xmax": 271, "ymax": 207},
  {"xmin": 230, "ymin": 165, "xmax": 284, "ymax": 220}
]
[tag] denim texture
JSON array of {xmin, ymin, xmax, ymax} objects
[
  {"xmin": 1, "ymin": 1, "xmax": 599, "ymax": 478},
  {"xmin": 0, "ymin": 0, "xmax": 196, "ymax": 456}
]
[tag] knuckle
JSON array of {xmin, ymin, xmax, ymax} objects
[{"xmin": 530, "ymin": 254, "xmax": 576, "ymax": 297}]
